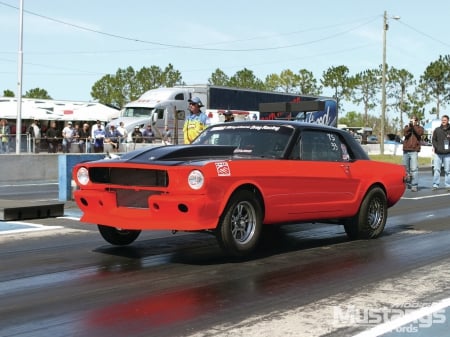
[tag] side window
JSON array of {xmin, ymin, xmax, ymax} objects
[
  {"xmin": 174, "ymin": 93, "xmax": 184, "ymax": 101},
  {"xmin": 155, "ymin": 109, "xmax": 164, "ymax": 119},
  {"xmin": 289, "ymin": 138, "xmax": 301, "ymax": 160},
  {"xmin": 300, "ymin": 131, "xmax": 348, "ymax": 162}
]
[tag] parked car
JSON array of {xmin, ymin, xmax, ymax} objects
[
  {"xmin": 366, "ymin": 135, "xmax": 379, "ymax": 144},
  {"xmin": 73, "ymin": 121, "xmax": 407, "ymax": 257}
]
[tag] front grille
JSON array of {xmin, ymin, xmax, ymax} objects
[
  {"xmin": 90, "ymin": 167, "xmax": 168, "ymax": 187},
  {"xmin": 115, "ymin": 189, "xmax": 163, "ymax": 208}
]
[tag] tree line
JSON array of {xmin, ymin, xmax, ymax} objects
[{"xmin": 4, "ymin": 54, "xmax": 450, "ymax": 136}]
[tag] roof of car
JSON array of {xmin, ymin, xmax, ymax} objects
[{"xmin": 210, "ymin": 120, "xmax": 341, "ymax": 132}]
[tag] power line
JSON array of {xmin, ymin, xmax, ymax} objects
[
  {"xmin": 396, "ymin": 20, "xmax": 450, "ymax": 49},
  {"xmin": 0, "ymin": 1, "xmax": 377, "ymax": 52}
]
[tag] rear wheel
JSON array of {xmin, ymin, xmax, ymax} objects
[
  {"xmin": 344, "ymin": 187, "xmax": 387, "ymax": 240},
  {"xmin": 98, "ymin": 225, "xmax": 141, "ymax": 245},
  {"xmin": 216, "ymin": 190, "xmax": 263, "ymax": 257}
]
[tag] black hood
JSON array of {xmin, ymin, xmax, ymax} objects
[{"xmin": 115, "ymin": 145, "xmax": 236, "ymax": 164}]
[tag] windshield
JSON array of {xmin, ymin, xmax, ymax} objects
[
  {"xmin": 193, "ymin": 124, "xmax": 295, "ymax": 158},
  {"xmin": 122, "ymin": 107, "xmax": 154, "ymax": 118}
]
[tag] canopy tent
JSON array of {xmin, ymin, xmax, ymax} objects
[
  {"xmin": 0, "ymin": 100, "xmax": 63, "ymax": 120},
  {"xmin": 59, "ymin": 103, "xmax": 120, "ymax": 121},
  {"xmin": 0, "ymin": 98, "xmax": 119, "ymax": 122}
]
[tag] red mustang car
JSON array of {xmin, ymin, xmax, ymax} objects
[{"xmin": 73, "ymin": 121, "xmax": 407, "ymax": 257}]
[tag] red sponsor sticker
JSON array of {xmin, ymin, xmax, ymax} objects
[{"xmin": 215, "ymin": 162, "xmax": 231, "ymax": 176}]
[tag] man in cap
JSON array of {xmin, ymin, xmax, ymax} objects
[
  {"xmin": 62, "ymin": 121, "xmax": 74, "ymax": 153},
  {"xmin": 104, "ymin": 124, "xmax": 121, "ymax": 152},
  {"xmin": 131, "ymin": 125, "xmax": 143, "ymax": 144},
  {"xmin": 183, "ymin": 97, "xmax": 207, "ymax": 144},
  {"xmin": 223, "ymin": 110, "xmax": 235, "ymax": 123},
  {"xmin": 91, "ymin": 120, "xmax": 104, "ymax": 139}
]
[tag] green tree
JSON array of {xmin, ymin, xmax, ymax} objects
[
  {"xmin": 3, "ymin": 89, "xmax": 14, "ymax": 97},
  {"xmin": 208, "ymin": 69, "xmax": 230, "ymax": 86},
  {"xmin": 277, "ymin": 69, "xmax": 298, "ymax": 93},
  {"xmin": 264, "ymin": 69, "xmax": 297, "ymax": 93},
  {"xmin": 350, "ymin": 69, "xmax": 380, "ymax": 126},
  {"xmin": 91, "ymin": 64, "xmax": 183, "ymax": 108},
  {"xmin": 228, "ymin": 68, "xmax": 265, "ymax": 90},
  {"xmin": 321, "ymin": 65, "xmax": 351, "ymax": 111},
  {"xmin": 264, "ymin": 73, "xmax": 280, "ymax": 92},
  {"xmin": 405, "ymin": 91, "xmax": 426, "ymax": 123},
  {"xmin": 23, "ymin": 88, "xmax": 52, "ymax": 99},
  {"xmin": 160, "ymin": 63, "xmax": 184, "ymax": 87},
  {"xmin": 296, "ymin": 69, "xmax": 322, "ymax": 96},
  {"xmin": 338, "ymin": 111, "xmax": 365, "ymax": 126},
  {"xmin": 418, "ymin": 55, "xmax": 450, "ymax": 119},
  {"xmin": 387, "ymin": 67, "xmax": 415, "ymax": 130}
]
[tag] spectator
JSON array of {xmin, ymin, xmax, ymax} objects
[
  {"xmin": 29, "ymin": 119, "xmax": 41, "ymax": 153},
  {"xmin": 0, "ymin": 119, "xmax": 10, "ymax": 154},
  {"xmin": 431, "ymin": 114, "xmax": 450, "ymax": 191},
  {"xmin": 402, "ymin": 115, "xmax": 424, "ymax": 192},
  {"xmin": 78, "ymin": 123, "xmax": 91, "ymax": 153},
  {"xmin": 104, "ymin": 124, "xmax": 121, "ymax": 152},
  {"xmin": 117, "ymin": 121, "xmax": 128, "ymax": 143},
  {"xmin": 62, "ymin": 121, "xmax": 74, "ymax": 153},
  {"xmin": 91, "ymin": 120, "xmax": 104, "ymax": 139},
  {"xmin": 93, "ymin": 123, "xmax": 106, "ymax": 153},
  {"xmin": 131, "ymin": 126, "xmax": 143, "ymax": 144},
  {"xmin": 72, "ymin": 123, "xmax": 81, "ymax": 145},
  {"xmin": 142, "ymin": 124, "xmax": 154, "ymax": 143},
  {"xmin": 223, "ymin": 110, "xmax": 235, "ymax": 122},
  {"xmin": 45, "ymin": 121, "xmax": 59, "ymax": 153}
]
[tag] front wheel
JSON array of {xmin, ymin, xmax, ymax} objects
[
  {"xmin": 98, "ymin": 225, "xmax": 141, "ymax": 245},
  {"xmin": 216, "ymin": 190, "xmax": 263, "ymax": 257},
  {"xmin": 344, "ymin": 187, "xmax": 387, "ymax": 240}
]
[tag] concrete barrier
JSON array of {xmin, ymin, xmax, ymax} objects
[
  {"xmin": 361, "ymin": 144, "xmax": 433, "ymax": 158},
  {"xmin": 0, "ymin": 154, "xmax": 59, "ymax": 184},
  {"xmin": 58, "ymin": 154, "xmax": 104, "ymax": 201}
]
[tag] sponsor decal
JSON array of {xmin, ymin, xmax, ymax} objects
[{"xmin": 215, "ymin": 162, "xmax": 230, "ymax": 176}]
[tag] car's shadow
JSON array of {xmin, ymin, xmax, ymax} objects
[{"xmin": 93, "ymin": 223, "xmax": 351, "ymax": 266}]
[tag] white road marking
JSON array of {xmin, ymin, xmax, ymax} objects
[
  {"xmin": 0, "ymin": 221, "xmax": 63, "ymax": 235},
  {"xmin": 402, "ymin": 192, "xmax": 450, "ymax": 200},
  {"xmin": 57, "ymin": 216, "xmax": 81, "ymax": 221},
  {"xmin": 353, "ymin": 297, "xmax": 450, "ymax": 337}
]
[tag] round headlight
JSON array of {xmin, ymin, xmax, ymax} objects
[
  {"xmin": 188, "ymin": 170, "xmax": 204, "ymax": 190},
  {"xmin": 77, "ymin": 167, "xmax": 90, "ymax": 186}
]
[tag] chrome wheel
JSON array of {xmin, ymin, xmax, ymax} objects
[{"xmin": 230, "ymin": 201, "xmax": 257, "ymax": 244}]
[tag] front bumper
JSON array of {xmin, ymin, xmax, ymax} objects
[{"xmin": 74, "ymin": 189, "xmax": 221, "ymax": 231}]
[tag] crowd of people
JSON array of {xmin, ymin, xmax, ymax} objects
[
  {"xmin": 0, "ymin": 100, "xmax": 237, "ymax": 153},
  {"xmin": 0, "ymin": 119, "xmax": 165, "ymax": 154},
  {"xmin": 401, "ymin": 114, "xmax": 450, "ymax": 192}
]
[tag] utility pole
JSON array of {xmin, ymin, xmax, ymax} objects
[{"xmin": 380, "ymin": 11, "xmax": 400, "ymax": 155}]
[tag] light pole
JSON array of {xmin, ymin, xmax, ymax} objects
[
  {"xmin": 16, "ymin": 0, "xmax": 24, "ymax": 154},
  {"xmin": 380, "ymin": 10, "xmax": 400, "ymax": 155}
]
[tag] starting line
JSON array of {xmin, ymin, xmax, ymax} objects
[{"xmin": 0, "ymin": 221, "xmax": 63, "ymax": 235}]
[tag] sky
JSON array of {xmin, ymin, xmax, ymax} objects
[{"xmin": 1, "ymin": 0, "xmax": 450, "ymax": 120}]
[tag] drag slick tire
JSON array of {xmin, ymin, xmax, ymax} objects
[
  {"xmin": 344, "ymin": 187, "xmax": 387, "ymax": 240},
  {"xmin": 98, "ymin": 225, "xmax": 141, "ymax": 245},
  {"xmin": 216, "ymin": 190, "xmax": 263, "ymax": 257}
]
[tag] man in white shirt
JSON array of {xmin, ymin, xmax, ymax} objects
[
  {"xmin": 62, "ymin": 121, "xmax": 74, "ymax": 153},
  {"xmin": 116, "ymin": 121, "xmax": 128, "ymax": 143},
  {"xmin": 29, "ymin": 119, "xmax": 41, "ymax": 153}
]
